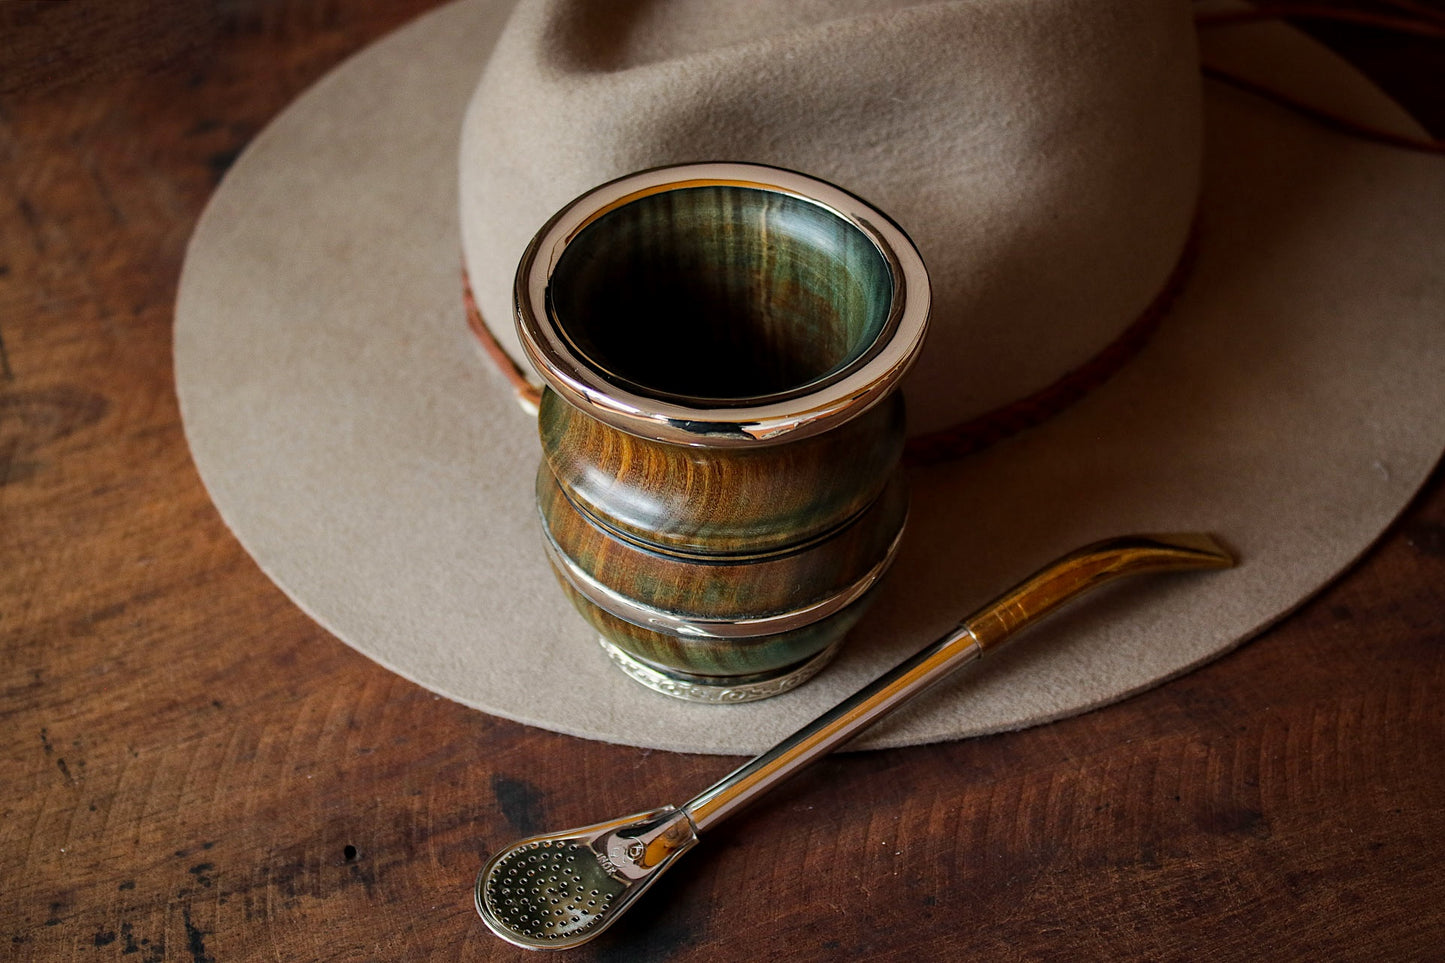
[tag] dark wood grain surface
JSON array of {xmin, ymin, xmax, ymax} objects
[{"xmin": 3, "ymin": 2, "xmax": 1443, "ymax": 960}]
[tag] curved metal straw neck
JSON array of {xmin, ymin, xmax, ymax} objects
[{"xmin": 678, "ymin": 533, "xmax": 1232, "ymax": 830}]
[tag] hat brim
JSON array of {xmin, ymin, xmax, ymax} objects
[{"xmin": 175, "ymin": 0, "xmax": 1445, "ymax": 754}]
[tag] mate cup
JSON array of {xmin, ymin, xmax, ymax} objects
[{"xmin": 515, "ymin": 162, "xmax": 930, "ymax": 702}]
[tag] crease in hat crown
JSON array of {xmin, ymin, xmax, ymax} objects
[
  {"xmin": 513, "ymin": 162, "xmax": 931, "ymax": 446},
  {"xmin": 461, "ymin": 0, "xmax": 1202, "ymax": 439}
]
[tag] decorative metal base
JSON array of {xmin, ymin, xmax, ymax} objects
[{"xmin": 597, "ymin": 637, "xmax": 842, "ymax": 704}]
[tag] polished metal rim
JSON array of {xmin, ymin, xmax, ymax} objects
[{"xmin": 515, "ymin": 161, "xmax": 931, "ymax": 447}]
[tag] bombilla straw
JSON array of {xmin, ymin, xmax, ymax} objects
[
  {"xmin": 476, "ymin": 533, "xmax": 1233, "ymax": 950},
  {"xmin": 679, "ymin": 533, "xmax": 1233, "ymax": 829}
]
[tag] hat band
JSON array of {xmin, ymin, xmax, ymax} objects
[
  {"xmin": 462, "ymin": 226, "xmax": 1194, "ymax": 463},
  {"xmin": 904, "ymin": 230, "xmax": 1196, "ymax": 465}
]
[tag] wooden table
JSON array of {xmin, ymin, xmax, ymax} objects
[{"xmin": 4, "ymin": 2, "xmax": 1442, "ymax": 959}]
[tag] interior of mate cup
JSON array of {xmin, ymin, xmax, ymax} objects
[{"xmin": 547, "ymin": 183, "xmax": 897, "ymax": 404}]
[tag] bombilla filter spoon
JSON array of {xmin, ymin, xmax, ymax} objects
[{"xmin": 476, "ymin": 533, "xmax": 1234, "ymax": 950}]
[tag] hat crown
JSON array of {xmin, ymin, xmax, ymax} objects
[{"xmin": 460, "ymin": 0, "xmax": 1201, "ymax": 435}]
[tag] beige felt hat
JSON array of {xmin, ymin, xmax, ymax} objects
[{"xmin": 175, "ymin": 0, "xmax": 1445, "ymax": 754}]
